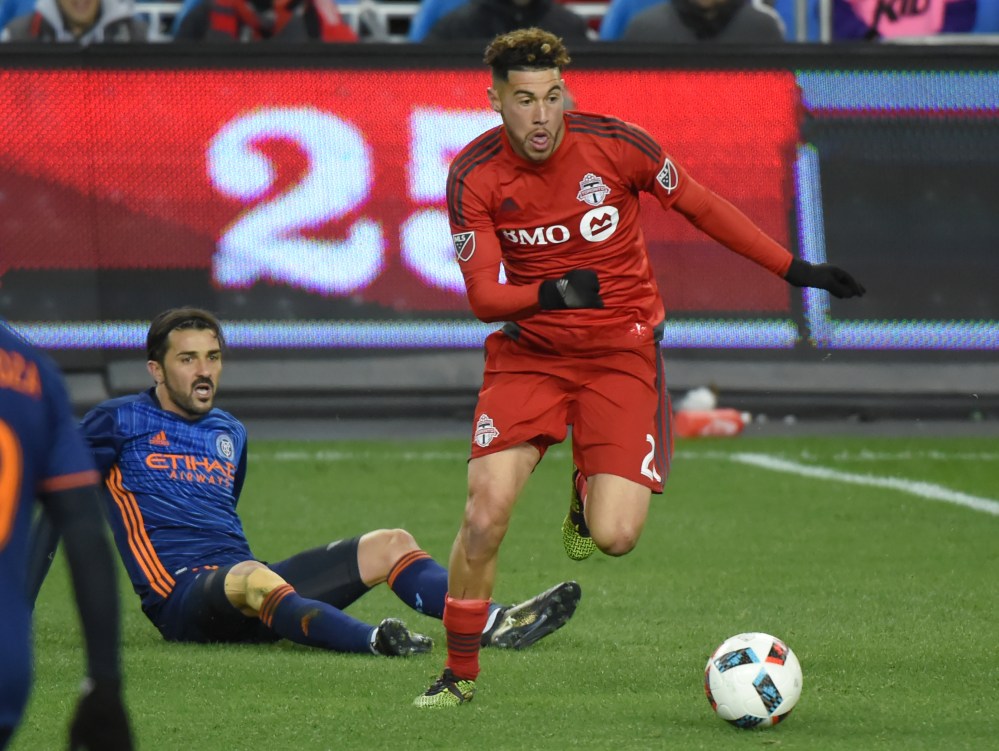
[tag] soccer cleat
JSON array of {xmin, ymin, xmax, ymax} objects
[
  {"xmin": 482, "ymin": 580, "xmax": 581, "ymax": 650},
  {"xmin": 562, "ymin": 468, "xmax": 596, "ymax": 560},
  {"xmin": 372, "ymin": 618, "xmax": 433, "ymax": 656},
  {"xmin": 413, "ymin": 668, "xmax": 475, "ymax": 708}
]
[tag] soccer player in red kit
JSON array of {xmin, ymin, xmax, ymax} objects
[{"xmin": 414, "ymin": 27, "xmax": 865, "ymax": 708}]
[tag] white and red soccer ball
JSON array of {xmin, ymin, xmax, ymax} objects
[{"xmin": 704, "ymin": 632, "xmax": 803, "ymax": 728}]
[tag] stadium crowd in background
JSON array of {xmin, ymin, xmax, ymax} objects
[
  {"xmin": 421, "ymin": 0, "xmax": 592, "ymax": 43},
  {"xmin": 29, "ymin": 307, "xmax": 581, "ymax": 661},
  {"xmin": 0, "ymin": 320, "xmax": 133, "ymax": 750},
  {"xmin": 0, "ymin": 0, "xmax": 146, "ymax": 41},
  {"xmin": 619, "ymin": 0, "xmax": 786, "ymax": 43},
  {"xmin": 1, "ymin": 0, "xmax": 998, "ymax": 42},
  {"xmin": 172, "ymin": 0, "xmax": 358, "ymax": 41},
  {"xmin": 413, "ymin": 26, "xmax": 866, "ymax": 709}
]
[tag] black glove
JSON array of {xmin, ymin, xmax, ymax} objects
[
  {"xmin": 538, "ymin": 269, "xmax": 604, "ymax": 310},
  {"xmin": 784, "ymin": 258, "xmax": 866, "ymax": 299},
  {"xmin": 69, "ymin": 679, "xmax": 133, "ymax": 751}
]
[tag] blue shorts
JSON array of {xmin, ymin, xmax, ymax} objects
[{"xmin": 147, "ymin": 536, "xmax": 368, "ymax": 643}]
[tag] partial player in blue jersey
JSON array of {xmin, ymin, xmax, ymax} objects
[
  {"xmin": 0, "ymin": 319, "xmax": 132, "ymax": 751},
  {"xmin": 32, "ymin": 307, "xmax": 580, "ymax": 659}
]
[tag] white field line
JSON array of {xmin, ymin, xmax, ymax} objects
[
  {"xmin": 253, "ymin": 448, "xmax": 999, "ymax": 463},
  {"xmin": 730, "ymin": 452, "xmax": 999, "ymax": 517},
  {"xmin": 251, "ymin": 448, "xmax": 999, "ymax": 517}
]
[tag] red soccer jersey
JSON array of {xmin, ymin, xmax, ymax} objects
[{"xmin": 447, "ymin": 110, "xmax": 794, "ymax": 355}]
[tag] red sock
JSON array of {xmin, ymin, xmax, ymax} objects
[{"xmin": 442, "ymin": 595, "xmax": 490, "ymax": 680}]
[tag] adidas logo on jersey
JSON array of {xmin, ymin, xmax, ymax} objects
[{"xmin": 149, "ymin": 430, "xmax": 170, "ymax": 447}]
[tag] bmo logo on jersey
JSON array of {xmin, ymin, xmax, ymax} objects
[
  {"xmin": 579, "ymin": 206, "xmax": 619, "ymax": 242},
  {"xmin": 500, "ymin": 206, "xmax": 620, "ymax": 246},
  {"xmin": 500, "ymin": 226, "xmax": 571, "ymax": 246}
]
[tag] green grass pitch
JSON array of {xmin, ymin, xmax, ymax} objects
[{"xmin": 14, "ymin": 434, "xmax": 999, "ymax": 750}]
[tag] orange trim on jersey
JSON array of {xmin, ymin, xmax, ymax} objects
[
  {"xmin": 0, "ymin": 420, "xmax": 24, "ymax": 549},
  {"xmin": 258, "ymin": 583, "xmax": 294, "ymax": 626},
  {"xmin": 106, "ymin": 465, "xmax": 175, "ymax": 598},
  {"xmin": 38, "ymin": 469, "xmax": 100, "ymax": 494},
  {"xmin": 386, "ymin": 550, "xmax": 431, "ymax": 588}
]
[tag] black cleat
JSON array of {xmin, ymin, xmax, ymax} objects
[
  {"xmin": 372, "ymin": 618, "xmax": 433, "ymax": 656},
  {"xmin": 482, "ymin": 580, "xmax": 581, "ymax": 650}
]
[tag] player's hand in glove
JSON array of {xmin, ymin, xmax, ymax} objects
[
  {"xmin": 68, "ymin": 679, "xmax": 133, "ymax": 751},
  {"xmin": 784, "ymin": 258, "xmax": 866, "ymax": 299},
  {"xmin": 538, "ymin": 269, "xmax": 604, "ymax": 310}
]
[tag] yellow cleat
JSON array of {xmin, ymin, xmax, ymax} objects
[
  {"xmin": 414, "ymin": 669, "xmax": 475, "ymax": 708},
  {"xmin": 562, "ymin": 468, "xmax": 596, "ymax": 560}
]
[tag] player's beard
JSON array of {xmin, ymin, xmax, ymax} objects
[{"xmin": 162, "ymin": 373, "xmax": 215, "ymax": 418}]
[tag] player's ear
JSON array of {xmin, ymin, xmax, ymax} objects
[
  {"xmin": 146, "ymin": 360, "xmax": 162, "ymax": 384},
  {"xmin": 487, "ymin": 86, "xmax": 501, "ymax": 113}
]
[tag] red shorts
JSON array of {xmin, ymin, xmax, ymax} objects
[{"xmin": 469, "ymin": 331, "xmax": 673, "ymax": 492}]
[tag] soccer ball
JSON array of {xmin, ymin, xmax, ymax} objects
[{"xmin": 704, "ymin": 632, "xmax": 802, "ymax": 729}]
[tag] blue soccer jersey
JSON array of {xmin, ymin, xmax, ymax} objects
[
  {"xmin": 80, "ymin": 388, "xmax": 252, "ymax": 614},
  {"xmin": 0, "ymin": 323, "xmax": 99, "ymax": 730}
]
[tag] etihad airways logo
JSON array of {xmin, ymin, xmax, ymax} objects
[{"xmin": 145, "ymin": 453, "xmax": 236, "ymax": 486}]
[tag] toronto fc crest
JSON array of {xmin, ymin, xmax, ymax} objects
[
  {"xmin": 474, "ymin": 413, "xmax": 500, "ymax": 447},
  {"xmin": 576, "ymin": 173, "xmax": 611, "ymax": 207}
]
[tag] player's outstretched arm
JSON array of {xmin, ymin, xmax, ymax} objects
[
  {"xmin": 538, "ymin": 269, "xmax": 604, "ymax": 310},
  {"xmin": 783, "ymin": 258, "xmax": 866, "ymax": 299},
  {"xmin": 668, "ymin": 172, "xmax": 866, "ymax": 298}
]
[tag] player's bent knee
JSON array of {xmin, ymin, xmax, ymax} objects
[
  {"xmin": 224, "ymin": 562, "xmax": 289, "ymax": 615},
  {"xmin": 359, "ymin": 528, "xmax": 420, "ymax": 583},
  {"xmin": 377, "ymin": 528, "xmax": 419, "ymax": 556},
  {"xmin": 592, "ymin": 527, "xmax": 641, "ymax": 557}
]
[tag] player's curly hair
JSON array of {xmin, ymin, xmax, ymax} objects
[
  {"xmin": 146, "ymin": 307, "xmax": 225, "ymax": 363},
  {"xmin": 484, "ymin": 28, "xmax": 571, "ymax": 81}
]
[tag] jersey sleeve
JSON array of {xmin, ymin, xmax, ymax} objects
[
  {"xmin": 39, "ymin": 360, "xmax": 99, "ymax": 494},
  {"xmin": 631, "ymin": 134, "xmax": 793, "ymax": 277},
  {"xmin": 448, "ymin": 165, "xmax": 543, "ymax": 323},
  {"xmin": 669, "ymin": 171, "xmax": 793, "ymax": 277},
  {"xmin": 79, "ymin": 404, "xmax": 127, "ymax": 478}
]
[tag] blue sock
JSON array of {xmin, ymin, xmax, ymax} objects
[
  {"xmin": 260, "ymin": 584, "xmax": 374, "ymax": 653},
  {"xmin": 386, "ymin": 551, "xmax": 449, "ymax": 618}
]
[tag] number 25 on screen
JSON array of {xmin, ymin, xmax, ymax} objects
[{"xmin": 207, "ymin": 107, "xmax": 498, "ymax": 297}]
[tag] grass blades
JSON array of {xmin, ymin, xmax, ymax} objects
[{"xmin": 14, "ymin": 435, "xmax": 999, "ymax": 750}]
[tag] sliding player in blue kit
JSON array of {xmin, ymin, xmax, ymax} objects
[{"xmin": 32, "ymin": 307, "xmax": 580, "ymax": 658}]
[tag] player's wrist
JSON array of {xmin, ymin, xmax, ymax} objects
[{"xmin": 783, "ymin": 257, "xmax": 814, "ymax": 287}]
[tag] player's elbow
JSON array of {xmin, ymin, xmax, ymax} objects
[
  {"xmin": 470, "ymin": 304, "xmax": 507, "ymax": 324},
  {"xmin": 465, "ymin": 292, "xmax": 505, "ymax": 323}
]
